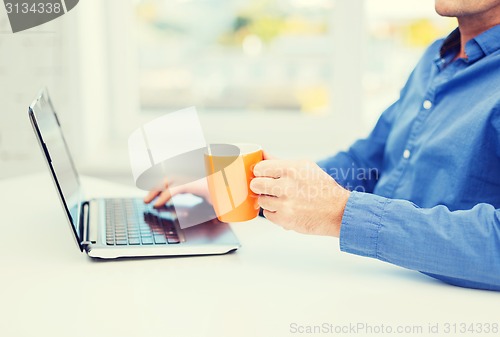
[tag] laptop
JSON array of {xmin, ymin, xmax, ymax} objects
[{"xmin": 28, "ymin": 89, "xmax": 240, "ymax": 259}]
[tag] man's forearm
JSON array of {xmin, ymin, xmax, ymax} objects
[{"xmin": 340, "ymin": 191, "xmax": 500, "ymax": 290}]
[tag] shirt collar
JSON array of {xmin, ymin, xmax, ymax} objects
[
  {"xmin": 472, "ymin": 24, "xmax": 500, "ymax": 57},
  {"xmin": 439, "ymin": 28, "xmax": 461, "ymax": 58},
  {"xmin": 439, "ymin": 24, "xmax": 500, "ymax": 63}
]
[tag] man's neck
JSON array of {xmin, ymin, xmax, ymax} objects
[{"xmin": 456, "ymin": 9, "xmax": 500, "ymax": 59}]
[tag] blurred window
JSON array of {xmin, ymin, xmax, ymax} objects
[
  {"xmin": 134, "ymin": 0, "xmax": 336, "ymax": 115},
  {"xmin": 103, "ymin": 0, "xmax": 456, "ymax": 136}
]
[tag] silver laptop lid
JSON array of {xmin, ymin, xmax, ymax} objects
[{"xmin": 29, "ymin": 89, "xmax": 85, "ymax": 251}]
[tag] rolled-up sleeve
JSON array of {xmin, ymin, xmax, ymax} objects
[{"xmin": 340, "ymin": 191, "xmax": 500, "ymax": 291}]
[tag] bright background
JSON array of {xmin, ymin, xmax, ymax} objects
[{"xmin": 0, "ymin": 0, "xmax": 454, "ymax": 186}]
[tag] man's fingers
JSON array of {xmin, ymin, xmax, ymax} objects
[
  {"xmin": 145, "ymin": 177, "xmax": 173, "ymax": 204},
  {"xmin": 250, "ymin": 177, "xmax": 282, "ymax": 196},
  {"xmin": 262, "ymin": 151, "xmax": 276, "ymax": 160},
  {"xmin": 144, "ymin": 190, "xmax": 161, "ymax": 203},
  {"xmin": 153, "ymin": 189, "xmax": 173, "ymax": 208},
  {"xmin": 253, "ymin": 160, "xmax": 287, "ymax": 178},
  {"xmin": 258, "ymin": 195, "xmax": 280, "ymax": 212}
]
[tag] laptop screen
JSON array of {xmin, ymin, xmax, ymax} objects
[{"xmin": 29, "ymin": 90, "xmax": 84, "ymax": 247}]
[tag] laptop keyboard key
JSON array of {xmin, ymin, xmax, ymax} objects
[
  {"xmin": 154, "ymin": 235, "xmax": 167, "ymax": 244},
  {"xmin": 141, "ymin": 237, "xmax": 153, "ymax": 245},
  {"xmin": 166, "ymin": 236, "xmax": 180, "ymax": 244},
  {"xmin": 129, "ymin": 238, "xmax": 140, "ymax": 245}
]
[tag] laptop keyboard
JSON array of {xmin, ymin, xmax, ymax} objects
[{"xmin": 105, "ymin": 199, "xmax": 180, "ymax": 246}]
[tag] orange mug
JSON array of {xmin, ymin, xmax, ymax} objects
[{"xmin": 204, "ymin": 143, "xmax": 263, "ymax": 222}]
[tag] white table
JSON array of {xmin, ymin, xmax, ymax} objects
[{"xmin": 1, "ymin": 173, "xmax": 499, "ymax": 337}]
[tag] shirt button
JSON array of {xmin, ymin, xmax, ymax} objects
[
  {"xmin": 403, "ymin": 149, "xmax": 411, "ymax": 159},
  {"xmin": 423, "ymin": 100, "xmax": 433, "ymax": 110}
]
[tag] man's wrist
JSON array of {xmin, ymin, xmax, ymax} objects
[{"xmin": 330, "ymin": 188, "xmax": 351, "ymax": 237}]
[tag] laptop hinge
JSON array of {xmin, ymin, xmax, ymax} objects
[{"xmin": 80, "ymin": 202, "xmax": 92, "ymax": 246}]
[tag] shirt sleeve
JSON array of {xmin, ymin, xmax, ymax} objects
[
  {"xmin": 317, "ymin": 100, "xmax": 400, "ymax": 193},
  {"xmin": 340, "ymin": 191, "xmax": 500, "ymax": 290}
]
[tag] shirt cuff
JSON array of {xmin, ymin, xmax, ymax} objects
[{"xmin": 339, "ymin": 191, "xmax": 389, "ymax": 258}]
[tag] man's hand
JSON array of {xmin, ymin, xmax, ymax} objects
[
  {"xmin": 144, "ymin": 151, "xmax": 275, "ymax": 208},
  {"xmin": 144, "ymin": 179, "xmax": 212, "ymax": 208},
  {"xmin": 250, "ymin": 160, "xmax": 350, "ymax": 237}
]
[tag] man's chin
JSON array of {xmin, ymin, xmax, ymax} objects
[
  {"xmin": 434, "ymin": 0, "xmax": 467, "ymax": 18},
  {"xmin": 435, "ymin": 5, "xmax": 457, "ymax": 18}
]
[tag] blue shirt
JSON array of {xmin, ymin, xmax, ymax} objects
[{"xmin": 318, "ymin": 25, "xmax": 500, "ymax": 291}]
